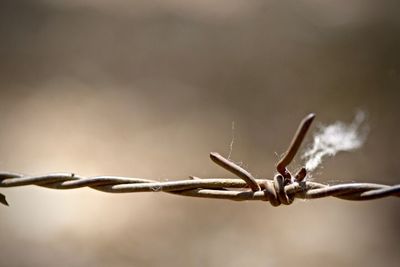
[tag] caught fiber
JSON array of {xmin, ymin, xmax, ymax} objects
[{"xmin": 303, "ymin": 111, "xmax": 368, "ymax": 172}]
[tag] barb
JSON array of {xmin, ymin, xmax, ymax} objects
[
  {"xmin": 0, "ymin": 192, "xmax": 8, "ymax": 206},
  {"xmin": 0, "ymin": 113, "xmax": 399, "ymax": 207},
  {"xmin": 277, "ymin": 113, "xmax": 315, "ymax": 180},
  {"xmin": 210, "ymin": 152, "xmax": 260, "ymax": 191}
]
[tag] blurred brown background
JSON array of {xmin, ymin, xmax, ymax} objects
[{"xmin": 1, "ymin": 1, "xmax": 399, "ymax": 266}]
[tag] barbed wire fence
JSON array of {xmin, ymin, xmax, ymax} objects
[{"xmin": 1, "ymin": 114, "xmax": 399, "ymax": 207}]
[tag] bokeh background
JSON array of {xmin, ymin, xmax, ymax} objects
[{"xmin": 1, "ymin": 1, "xmax": 399, "ymax": 266}]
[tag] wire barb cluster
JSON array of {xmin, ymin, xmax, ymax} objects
[{"xmin": 1, "ymin": 114, "xmax": 399, "ymax": 207}]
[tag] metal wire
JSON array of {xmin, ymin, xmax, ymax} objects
[
  {"xmin": 1, "ymin": 113, "xmax": 399, "ymax": 207},
  {"xmin": 0, "ymin": 172, "xmax": 399, "ymax": 207}
]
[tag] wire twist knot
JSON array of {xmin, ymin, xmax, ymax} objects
[{"xmin": 263, "ymin": 175, "xmax": 295, "ymax": 206}]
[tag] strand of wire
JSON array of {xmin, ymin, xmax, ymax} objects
[
  {"xmin": 1, "ymin": 172, "xmax": 399, "ymax": 207},
  {"xmin": 1, "ymin": 113, "xmax": 399, "ymax": 207}
]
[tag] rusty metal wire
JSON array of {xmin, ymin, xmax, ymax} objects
[
  {"xmin": 0, "ymin": 171, "xmax": 399, "ymax": 207},
  {"xmin": 1, "ymin": 113, "xmax": 399, "ymax": 207}
]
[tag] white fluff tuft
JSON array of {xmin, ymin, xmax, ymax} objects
[{"xmin": 303, "ymin": 111, "xmax": 368, "ymax": 172}]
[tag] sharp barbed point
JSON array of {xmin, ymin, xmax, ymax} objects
[
  {"xmin": 277, "ymin": 113, "xmax": 315, "ymax": 181},
  {"xmin": 0, "ymin": 193, "xmax": 8, "ymax": 206},
  {"xmin": 0, "ymin": 113, "xmax": 399, "ymax": 207},
  {"xmin": 210, "ymin": 152, "xmax": 260, "ymax": 192}
]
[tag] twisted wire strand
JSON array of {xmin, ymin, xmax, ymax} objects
[
  {"xmin": 1, "ymin": 172, "xmax": 399, "ymax": 207},
  {"xmin": 2, "ymin": 114, "xmax": 398, "ymax": 207}
]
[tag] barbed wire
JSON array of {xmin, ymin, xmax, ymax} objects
[
  {"xmin": 0, "ymin": 171, "xmax": 399, "ymax": 207},
  {"xmin": 1, "ymin": 113, "xmax": 399, "ymax": 207}
]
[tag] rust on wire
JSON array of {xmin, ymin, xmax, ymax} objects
[{"xmin": 0, "ymin": 113, "xmax": 399, "ymax": 207}]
